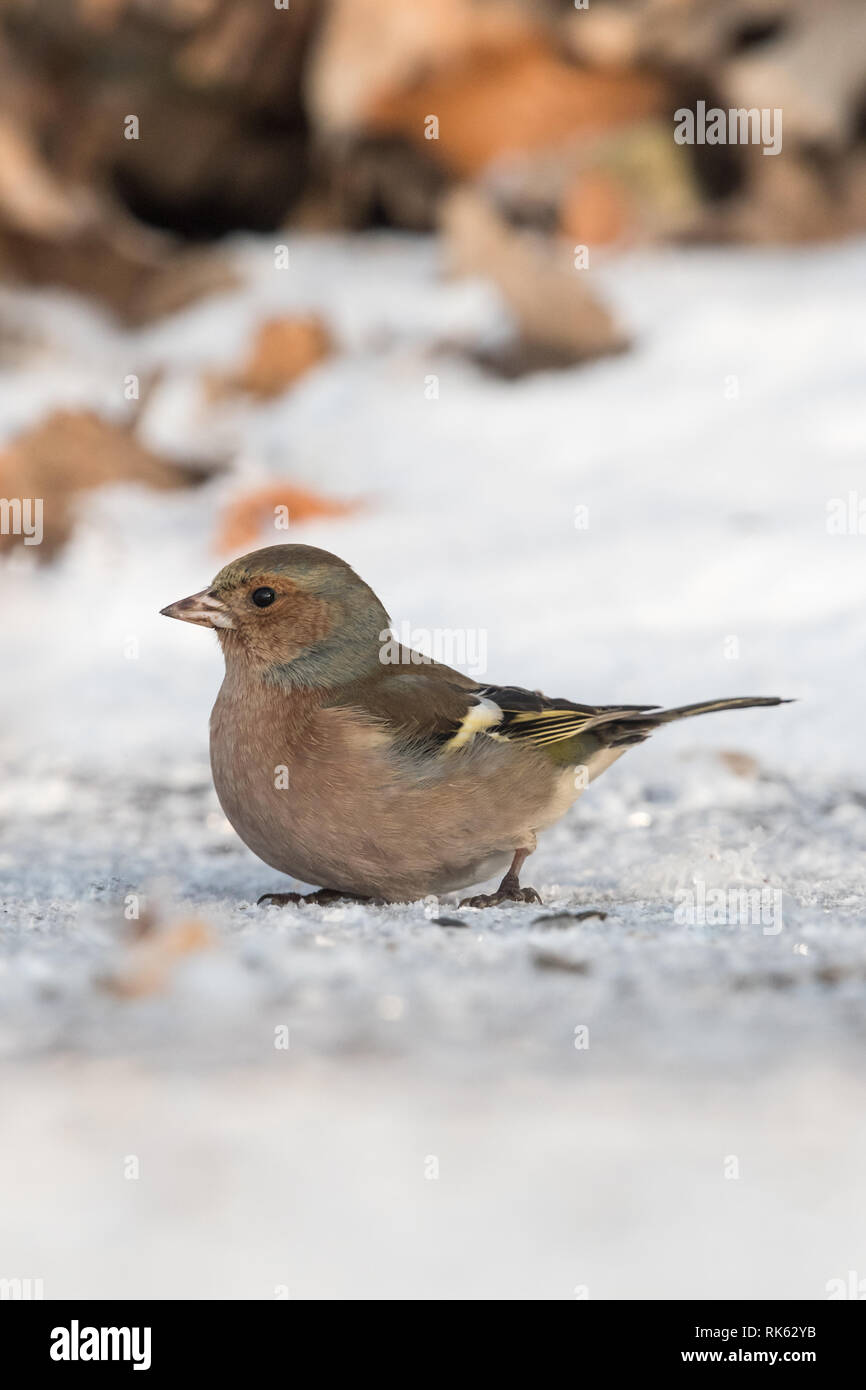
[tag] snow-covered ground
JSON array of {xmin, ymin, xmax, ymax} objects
[{"xmin": 1, "ymin": 234, "xmax": 865, "ymax": 1298}]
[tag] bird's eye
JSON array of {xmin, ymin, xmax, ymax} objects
[{"xmin": 251, "ymin": 586, "xmax": 276, "ymax": 608}]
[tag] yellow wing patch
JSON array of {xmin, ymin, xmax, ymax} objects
[{"xmin": 442, "ymin": 697, "xmax": 503, "ymax": 751}]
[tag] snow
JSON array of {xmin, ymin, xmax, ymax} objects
[{"xmin": 1, "ymin": 233, "xmax": 865, "ymax": 1298}]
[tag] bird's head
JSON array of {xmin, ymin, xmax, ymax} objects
[{"xmin": 160, "ymin": 544, "xmax": 390, "ymax": 687}]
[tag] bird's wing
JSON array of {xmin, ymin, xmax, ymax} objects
[
  {"xmin": 327, "ymin": 661, "xmax": 656, "ymax": 756},
  {"xmin": 453, "ymin": 687, "xmax": 789, "ymax": 754},
  {"xmin": 327, "ymin": 657, "xmax": 789, "ymax": 765},
  {"xmin": 449, "ymin": 685, "xmax": 659, "ymax": 750},
  {"xmin": 323, "ymin": 654, "xmax": 480, "ymax": 750}
]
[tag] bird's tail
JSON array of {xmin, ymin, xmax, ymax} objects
[{"xmin": 592, "ymin": 696, "xmax": 792, "ymax": 747}]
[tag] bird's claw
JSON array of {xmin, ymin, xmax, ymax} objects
[
  {"xmin": 257, "ymin": 889, "xmax": 369, "ymax": 908},
  {"xmin": 459, "ymin": 886, "xmax": 543, "ymax": 909}
]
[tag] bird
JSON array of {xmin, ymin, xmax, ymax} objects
[{"xmin": 160, "ymin": 544, "xmax": 790, "ymax": 908}]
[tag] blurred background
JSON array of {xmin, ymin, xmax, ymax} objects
[{"xmin": 1, "ymin": 0, "xmax": 865, "ymax": 1300}]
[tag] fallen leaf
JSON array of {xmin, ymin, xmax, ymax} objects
[
  {"xmin": 0, "ymin": 409, "xmax": 212, "ymax": 560},
  {"xmin": 532, "ymin": 950, "xmax": 591, "ymax": 974},
  {"xmin": 105, "ymin": 917, "xmax": 215, "ymax": 998},
  {"xmin": 532, "ymin": 910, "xmax": 608, "ymax": 927},
  {"xmin": 209, "ymin": 315, "xmax": 333, "ymax": 401},
  {"xmin": 216, "ymin": 482, "xmax": 359, "ymax": 553},
  {"xmin": 718, "ymin": 750, "xmax": 759, "ymax": 779}
]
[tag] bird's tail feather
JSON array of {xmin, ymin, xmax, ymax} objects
[
  {"xmin": 631, "ymin": 695, "xmax": 791, "ymax": 725},
  {"xmin": 594, "ymin": 696, "xmax": 792, "ymax": 747}
]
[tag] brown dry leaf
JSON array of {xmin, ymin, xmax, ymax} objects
[
  {"xmin": 532, "ymin": 950, "xmax": 591, "ymax": 975},
  {"xmin": 0, "ymin": 116, "xmax": 86, "ymax": 238},
  {"xmin": 725, "ymin": 151, "xmax": 864, "ymax": 245},
  {"xmin": 0, "ymin": 409, "xmax": 209, "ymax": 560},
  {"xmin": 561, "ymin": 170, "xmax": 632, "ymax": 248},
  {"xmin": 175, "ymin": 0, "xmax": 271, "ymax": 88},
  {"xmin": 0, "ymin": 213, "xmax": 237, "ymax": 325},
  {"xmin": 442, "ymin": 187, "xmax": 628, "ymax": 369},
  {"xmin": 718, "ymin": 750, "xmax": 760, "ymax": 780},
  {"xmin": 105, "ymin": 918, "xmax": 215, "ymax": 998},
  {"xmin": 307, "ymin": 0, "xmax": 534, "ymax": 136},
  {"xmin": 209, "ymin": 316, "xmax": 334, "ymax": 401},
  {"xmin": 559, "ymin": 3, "xmax": 641, "ymax": 68},
  {"xmin": 127, "ymin": 243, "xmax": 238, "ymax": 323},
  {"xmin": 366, "ymin": 40, "xmax": 669, "ymax": 178},
  {"xmin": 216, "ymin": 482, "xmax": 359, "ymax": 555},
  {"xmin": 78, "ymin": 0, "xmax": 132, "ymax": 31}
]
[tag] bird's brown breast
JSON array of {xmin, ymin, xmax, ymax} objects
[{"xmin": 209, "ymin": 673, "xmax": 573, "ymax": 900}]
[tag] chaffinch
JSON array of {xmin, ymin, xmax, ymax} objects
[{"xmin": 161, "ymin": 544, "xmax": 789, "ymax": 907}]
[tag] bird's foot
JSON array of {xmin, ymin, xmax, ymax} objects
[
  {"xmin": 459, "ymin": 883, "xmax": 542, "ymax": 909},
  {"xmin": 257, "ymin": 889, "xmax": 369, "ymax": 908}
]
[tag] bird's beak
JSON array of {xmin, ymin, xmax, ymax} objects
[{"xmin": 160, "ymin": 589, "xmax": 234, "ymax": 629}]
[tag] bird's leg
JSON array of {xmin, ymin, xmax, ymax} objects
[
  {"xmin": 459, "ymin": 848, "xmax": 542, "ymax": 909},
  {"xmin": 257, "ymin": 888, "xmax": 372, "ymax": 908}
]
